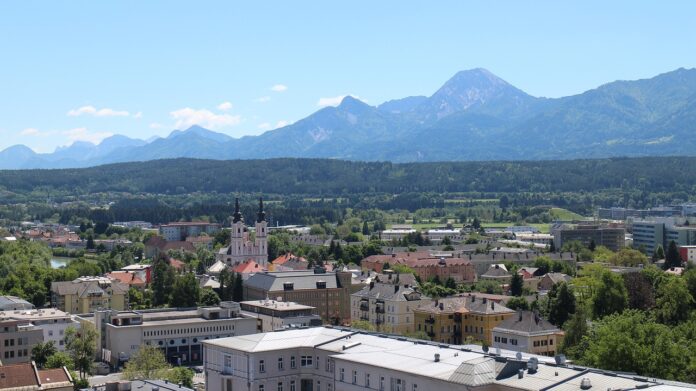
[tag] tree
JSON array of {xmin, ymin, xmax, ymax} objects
[
  {"xmin": 444, "ymin": 277, "xmax": 457, "ymax": 290},
  {"xmin": 548, "ymin": 282, "xmax": 576, "ymax": 326},
  {"xmin": 509, "ymin": 272, "xmax": 524, "ymax": 297},
  {"xmin": 86, "ymin": 235, "xmax": 95, "ymax": 250},
  {"xmin": 560, "ymin": 304, "xmax": 588, "ymax": 356},
  {"xmin": 233, "ymin": 273, "xmax": 244, "ymax": 302},
  {"xmin": 123, "ymin": 345, "xmax": 171, "ymax": 380},
  {"xmin": 64, "ymin": 325, "xmax": 97, "ymax": 379},
  {"xmin": 167, "ymin": 367, "xmax": 195, "ymax": 388},
  {"xmin": 664, "ymin": 240, "xmax": 682, "ymax": 269},
  {"xmin": 45, "ymin": 352, "xmax": 74, "ymax": 370},
  {"xmin": 199, "ymin": 288, "xmax": 220, "ymax": 306},
  {"xmin": 609, "ymin": 248, "xmax": 648, "ymax": 267},
  {"xmin": 685, "ymin": 269, "xmax": 696, "ymax": 307},
  {"xmin": 622, "ymin": 272, "xmax": 655, "ymax": 310},
  {"xmin": 505, "ymin": 296, "xmax": 530, "ymax": 311},
  {"xmin": 654, "ymin": 277, "xmax": 694, "ymax": 325},
  {"xmin": 170, "ymin": 273, "xmax": 200, "ymax": 307},
  {"xmin": 351, "ymin": 320, "xmax": 376, "ymax": 331},
  {"xmin": 152, "ymin": 256, "xmax": 175, "ymax": 306},
  {"xmin": 219, "ymin": 267, "xmax": 231, "ymax": 301},
  {"xmin": 32, "ymin": 341, "xmax": 57, "ymax": 368},
  {"xmin": 592, "ymin": 271, "xmax": 628, "ymax": 319},
  {"xmin": 362, "ymin": 221, "xmax": 370, "ymax": 236},
  {"xmin": 588, "ymin": 239, "xmax": 596, "ymax": 252}
]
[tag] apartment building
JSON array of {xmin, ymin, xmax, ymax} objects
[
  {"xmin": 0, "ymin": 319, "xmax": 43, "ymax": 364},
  {"xmin": 51, "ymin": 277, "xmax": 129, "ymax": 313},
  {"xmin": 413, "ymin": 295, "xmax": 516, "ymax": 345},
  {"xmin": 351, "ymin": 282, "xmax": 429, "ymax": 334},
  {"xmin": 0, "ymin": 308, "xmax": 79, "ymax": 351},
  {"xmin": 243, "ymin": 270, "xmax": 353, "ymax": 325},
  {"xmin": 76, "ymin": 302, "xmax": 257, "ymax": 366},
  {"xmin": 492, "ymin": 311, "xmax": 564, "ymax": 356},
  {"xmin": 240, "ymin": 300, "xmax": 322, "ymax": 332},
  {"xmin": 632, "ymin": 218, "xmax": 696, "ymax": 255},
  {"xmin": 159, "ymin": 222, "xmax": 221, "ymax": 242},
  {"xmin": 203, "ymin": 327, "xmax": 685, "ymax": 391}
]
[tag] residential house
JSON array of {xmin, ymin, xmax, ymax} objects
[
  {"xmin": 351, "ymin": 282, "xmax": 429, "ymax": 334},
  {"xmin": 50, "ymin": 277, "xmax": 129, "ymax": 313},
  {"xmin": 492, "ymin": 311, "xmax": 564, "ymax": 356},
  {"xmin": 537, "ymin": 273, "xmax": 572, "ymax": 292}
]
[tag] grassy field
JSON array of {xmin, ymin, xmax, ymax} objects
[{"xmin": 549, "ymin": 207, "xmax": 585, "ymax": 221}]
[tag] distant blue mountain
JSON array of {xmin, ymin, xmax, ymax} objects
[{"xmin": 3, "ymin": 68, "xmax": 696, "ymax": 168}]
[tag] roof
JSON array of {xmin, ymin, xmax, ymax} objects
[
  {"xmin": 0, "ymin": 296, "xmax": 34, "ymax": 311},
  {"xmin": 353, "ymin": 283, "xmax": 425, "ymax": 301},
  {"xmin": 0, "ymin": 362, "xmax": 71, "ymax": 390},
  {"xmin": 244, "ymin": 271, "xmax": 339, "ymax": 292},
  {"xmin": 415, "ymin": 296, "xmax": 516, "ymax": 315},
  {"xmin": 271, "ymin": 253, "xmax": 307, "ymax": 265},
  {"xmin": 241, "ymin": 300, "xmax": 315, "ymax": 311},
  {"xmin": 207, "ymin": 260, "xmax": 228, "ymax": 273},
  {"xmin": 233, "ymin": 260, "xmax": 263, "ymax": 274},
  {"xmin": 481, "ymin": 265, "xmax": 511, "ymax": 278},
  {"xmin": 493, "ymin": 311, "xmax": 560, "ymax": 335},
  {"xmin": 106, "ymin": 271, "xmax": 145, "ymax": 286},
  {"xmin": 51, "ymin": 278, "xmax": 129, "ymax": 296},
  {"xmin": 542, "ymin": 273, "xmax": 572, "ymax": 285}
]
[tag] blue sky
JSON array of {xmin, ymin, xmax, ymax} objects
[{"xmin": 1, "ymin": 1, "xmax": 695, "ymax": 152}]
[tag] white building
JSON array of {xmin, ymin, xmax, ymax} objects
[
  {"xmin": 218, "ymin": 198, "xmax": 269, "ymax": 266},
  {"xmin": 203, "ymin": 327, "xmax": 693, "ymax": 391},
  {"xmin": 380, "ymin": 229, "xmax": 416, "ymax": 242},
  {"xmin": 159, "ymin": 222, "xmax": 221, "ymax": 242},
  {"xmin": 424, "ymin": 229, "xmax": 464, "ymax": 243},
  {"xmin": 0, "ymin": 308, "xmax": 79, "ymax": 351}
]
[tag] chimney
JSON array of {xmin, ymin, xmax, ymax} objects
[
  {"xmin": 434, "ymin": 353, "xmax": 440, "ymax": 362},
  {"xmin": 518, "ymin": 369, "xmax": 524, "ymax": 379},
  {"xmin": 491, "ymin": 301, "xmax": 495, "ymax": 310},
  {"xmin": 369, "ymin": 281, "xmax": 375, "ymax": 290}
]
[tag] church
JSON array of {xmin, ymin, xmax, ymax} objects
[{"xmin": 216, "ymin": 198, "xmax": 269, "ymax": 266}]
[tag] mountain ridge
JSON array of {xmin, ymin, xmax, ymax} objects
[{"xmin": 3, "ymin": 67, "xmax": 696, "ymax": 168}]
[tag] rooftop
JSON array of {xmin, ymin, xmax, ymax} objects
[
  {"xmin": 240, "ymin": 300, "xmax": 315, "ymax": 311},
  {"xmin": 493, "ymin": 311, "xmax": 560, "ymax": 335}
]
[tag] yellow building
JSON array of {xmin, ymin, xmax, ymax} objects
[
  {"xmin": 51, "ymin": 276, "xmax": 129, "ymax": 313},
  {"xmin": 413, "ymin": 295, "xmax": 515, "ymax": 345}
]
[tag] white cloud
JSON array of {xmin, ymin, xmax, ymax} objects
[
  {"xmin": 63, "ymin": 128, "xmax": 113, "ymax": 144},
  {"xmin": 217, "ymin": 101, "xmax": 233, "ymax": 111},
  {"xmin": 149, "ymin": 123, "xmax": 163, "ymax": 129},
  {"xmin": 67, "ymin": 105, "xmax": 130, "ymax": 117},
  {"xmin": 270, "ymin": 84, "xmax": 288, "ymax": 92},
  {"xmin": 20, "ymin": 128, "xmax": 40, "ymax": 136},
  {"xmin": 134, "ymin": 112, "xmax": 143, "ymax": 119},
  {"xmin": 257, "ymin": 122, "xmax": 271, "ymax": 130},
  {"xmin": 254, "ymin": 96, "xmax": 271, "ymax": 103},
  {"xmin": 275, "ymin": 120, "xmax": 289, "ymax": 128},
  {"xmin": 170, "ymin": 107, "xmax": 242, "ymax": 130},
  {"xmin": 316, "ymin": 94, "xmax": 365, "ymax": 107}
]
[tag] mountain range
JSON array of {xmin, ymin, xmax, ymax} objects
[{"xmin": 3, "ymin": 67, "xmax": 696, "ymax": 169}]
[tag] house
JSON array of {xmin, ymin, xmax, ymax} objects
[
  {"xmin": 0, "ymin": 319, "xmax": 43, "ymax": 364},
  {"xmin": 0, "ymin": 362, "xmax": 72, "ymax": 391},
  {"xmin": 144, "ymin": 236, "xmax": 195, "ymax": 259},
  {"xmin": 158, "ymin": 222, "xmax": 220, "ymax": 242},
  {"xmin": 537, "ymin": 273, "xmax": 572, "ymax": 291},
  {"xmin": 233, "ymin": 260, "xmax": 265, "ymax": 279},
  {"xmin": 361, "ymin": 252, "xmax": 476, "ymax": 283},
  {"xmin": 517, "ymin": 267, "xmax": 540, "ymax": 280},
  {"xmin": 105, "ymin": 271, "xmax": 146, "ymax": 290},
  {"xmin": 50, "ymin": 277, "xmax": 129, "ymax": 313},
  {"xmin": 351, "ymin": 282, "xmax": 429, "ymax": 334},
  {"xmin": 120, "ymin": 264, "xmax": 153, "ymax": 284},
  {"xmin": 480, "ymin": 264, "xmax": 512, "ymax": 284},
  {"xmin": 492, "ymin": 311, "xmax": 564, "ymax": 356}
]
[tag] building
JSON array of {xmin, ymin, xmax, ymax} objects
[
  {"xmin": 113, "ymin": 221, "xmax": 153, "ymax": 229},
  {"xmin": 76, "ymin": 302, "xmax": 257, "ymax": 366},
  {"xmin": 480, "ymin": 264, "xmax": 512, "ymax": 284},
  {"xmin": 105, "ymin": 271, "xmax": 146, "ymax": 290},
  {"xmin": 361, "ymin": 252, "xmax": 476, "ymax": 283},
  {"xmin": 513, "ymin": 233, "xmax": 553, "ymax": 246},
  {"xmin": 0, "ymin": 296, "xmax": 34, "ymax": 311},
  {"xmin": 351, "ymin": 282, "xmax": 429, "ymax": 334},
  {"xmin": 203, "ymin": 327, "xmax": 692, "ymax": 391},
  {"xmin": 50, "ymin": 277, "xmax": 129, "ymax": 313},
  {"xmin": 680, "ymin": 245, "xmax": 696, "ymax": 264},
  {"xmin": 243, "ymin": 270, "xmax": 353, "ymax": 325},
  {"xmin": 217, "ymin": 198, "xmax": 269, "ymax": 266},
  {"xmin": 240, "ymin": 300, "xmax": 322, "ymax": 332},
  {"xmin": 424, "ymin": 229, "xmax": 464, "ymax": 243},
  {"xmin": 537, "ymin": 273, "xmax": 572, "ymax": 292},
  {"xmin": 632, "ymin": 218, "xmax": 696, "ymax": 255},
  {"xmin": 144, "ymin": 236, "xmax": 196, "ymax": 259},
  {"xmin": 159, "ymin": 222, "xmax": 220, "ymax": 242},
  {"xmin": 120, "ymin": 264, "xmax": 153, "ymax": 284},
  {"xmin": 551, "ymin": 223, "xmax": 625, "ymax": 251},
  {"xmin": 0, "ymin": 319, "xmax": 43, "ymax": 364},
  {"xmin": 0, "ymin": 362, "xmax": 72, "ymax": 391},
  {"xmin": 89, "ymin": 380, "xmax": 193, "ymax": 391},
  {"xmin": 0, "ymin": 308, "xmax": 79, "ymax": 351},
  {"xmin": 413, "ymin": 295, "xmax": 516, "ymax": 345},
  {"xmin": 379, "ymin": 226, "xmax": 416, "ymax": 242},
  {"xmin": 492, "ymin": 311, "xmax": 564, "ymax": 356}
]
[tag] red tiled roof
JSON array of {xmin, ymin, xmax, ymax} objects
[
  {"xmin": 272, "ymin": 253, "xmax": 306, "ymax": 265},
  {"xmin": 106, "ymin": 271, "xmax": 146, "ymax": 286},
  {"xmin": 169, "ymin": 258, "xmax": 186, "ymax": 270},
  {"xmin": 233, "ymin": 259, "xmax": 262, "ymax": 274},
  {"xmin": 38, "ymin": 367, "xmax": 71, "ymax": 385},
  {"xmin": 0, "ymin": 362, "xmax": 39, "ymax": 388}
]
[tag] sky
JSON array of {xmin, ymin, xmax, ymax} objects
[{"xmin": 1, "ymin": 1, "xmax": 695, "ymax": 153}]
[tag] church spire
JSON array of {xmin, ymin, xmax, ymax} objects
[
  {"xmin": 232, "ymin": 198, "xmax": 243, "ymax": 223},
  {"xmin": 257, "ymin": 197, "xmax": 266, "ymax": 223}
]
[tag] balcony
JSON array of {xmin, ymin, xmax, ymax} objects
[
  {"xmin": 375, "ymin": 307, "xmax": 385, "ymax": 314},
  {"xmin": 359, "ymin": 303, "xmax": 369, "ymax": 311},
  {"xmin": 425, "ymin": 317, "xmax": 435, "ymax": 324}
]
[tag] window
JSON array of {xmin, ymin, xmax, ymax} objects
[
  {"xmin": 339, "ymin": 368, "xmax": 345, "ymax": 381},
  {"xmin": 259, "ymin": 359, "xmax": 265, "ymax": 373},
  {"xmin": 277, "ymin": 382, "xmax": 283, "ymax": 391},
  {"xmin": 352, "ymin": 370, "xmax": 357, "ymax": 384},
  {"xmin": 394, "ymin": 378, "xmax": 403, "ymax": 391},
  {"xmin": 501, "ymin": 338, "xmax": 508, "ymax": 344},
  {"xmin": 511, "ymin": 339, "xmax": 518, "ymax": 346},
  {"xmin": 325, "ymin": 358, "xmax": 331, "ymax": 372},
  {"xmin": 315, "ymin": 356, "xmax": 319, "ymax": 369},
  {"xmin": 259, "ymin": 386, "xmax": 264, "ymax": 391},
  {"xmin": 278, "ymin": 357, "xmax": 284, "ymax": 370},
  {"xmin": 290, "ymin": 356, "xmax": 296, "ymax": 369},
  {"xmin": 412, "ymin": 384, "xmax": 418, "ymax": 391},
  {"xmin": 380, "ymin": 376, "xmax": 385, "ymax": 391},
  {"xmin": 327, "ymin": 383, "xmax": 332, "ymax": 391},
  {"xmin": 301, "ymin": 355, "xmax": 313, "ymax": 367},
  {"xmin": 224, "ymin": 355, "xmax": 232, "ymax": 369},
  {"xmin": 366, "ymin": 374, "xmax": 370, "ymax": 387},
  {"xmin": 290, "ymin": 381, "xmax": 295, "ymax": 391},
  {"xmin": 550, "ymin": 339, "xmax": 554, "ymax": 345}
]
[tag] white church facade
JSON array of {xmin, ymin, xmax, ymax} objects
[{"xmin": 216, "ymin": 198, "xmax": 269, "ymax": 266}]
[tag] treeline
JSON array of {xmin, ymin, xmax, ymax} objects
[{"xmin": 3, "ymin": 156, "xmax": 696, "ymax": 196}]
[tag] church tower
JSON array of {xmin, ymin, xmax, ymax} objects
[
  {"xmin": 254, "ymin": 197, "xmax": 268, "ymax": 261},
  {"xmin": 230, "ymin": 197, "xmax": 245, "ymax": 259}
]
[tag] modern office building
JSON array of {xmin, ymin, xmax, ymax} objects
[
  {"xmin": 551, "ymin": 223, "xmax": 625, "ymax": 251},
  {"xmin": 203, "ymin": 327, "xmax": 690, "ymax": 391},
  {"xmin": 632, "ymin": 218, "xmax": 696, "ymax": 255},
  {"xmin": 0, "ymin": 319, "xmax": 43, "ymax": 364},
  {"xmin": 76, "ymin": 302, "xmax": 257, "ymax": 367},
  {"xmin": 240, "ymin": 300, "xmax": 322, "ymax": 332}
]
